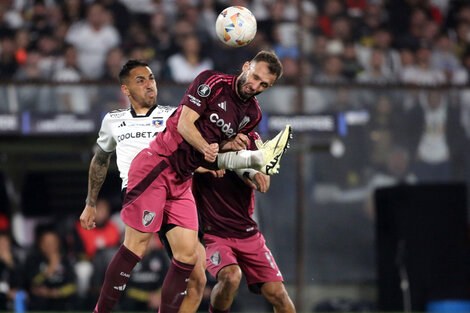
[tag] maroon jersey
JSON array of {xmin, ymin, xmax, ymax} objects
[
  {"xmin": 193, "ymin": 132, "xmax": 261, "ymax": 239},
  {"xmin": 149, "ymin": 70, "xmax": 262, "ymax": 180}
]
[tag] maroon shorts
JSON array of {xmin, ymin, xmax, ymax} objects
[
  {"xmin": 121, "ymin": 148, "xmax": 198, "ymax": 233},
  {"xmin": 204, "ymin": 232, "xmax": 283, "ymax": 293}
]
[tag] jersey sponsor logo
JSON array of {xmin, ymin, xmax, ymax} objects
[
  {"xmin": 188, "ymin": 94, "xmax": 201, "ymax": 106},
  {"xmin": 117, "ymin": 131, "xmax": 157, "ymax": 142},
  {"xmin": 120, "ymin": 272, "xmax": 130, "ymax": 278},
  {"xmin": 197, "ymin": 84, "xmax": 211, "ymax": 97},
  {"xmin": 152, "ymin": 117, "xmax": 164, "ymax": 128},
  {"xmin": 142, "ymin": 210, "xmax": 156, "ymax": 227},
  {"xmin": 217, "ymin": 101, "xmax": 227, "ymax": 111},
  {"xmin": 109, "ymin": 111, "xmax": 127, "ymax": 118},
  {"xmin": 210, "ymin": 251, "xmax": 221, "ymax": 265},
  {"xmin": 238, "ymin": 116, "xmax": 250, "ymax": 130},
  {"xmin": 209, "ymin": 113, "xmax": 235, "ymax": 138}
]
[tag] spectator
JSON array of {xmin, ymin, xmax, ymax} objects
[
  {"xmin": 0, "ymin": 35, "xmax": 18, "ymax": 79},
  {"xmin": 13, "ymin": 49, "xmax": 44, "ymax": 81},
  {"xmin": 66, "ymin": 2, "xmax": 120, "ymax": 79},
  {"xmin": 75, "ymin": 198, "xmax": 121, "ymax": 260},
  {"xmin": 406, "ymin": 91, "xmax": 467, "ymax": 182},
  {"xmin": 313, "ymin": 54, "xmax": 347, "ymax": 83},
  {"xmin": 401, "ymin": 44, "xmax": 446, "ymax": 85},
  {"xmin": 0, "ymin": 232, "xmax": 22, "ymax": 311},
  {"xmin": 342, "ymin": 41, "xmax": 363, "ymax": 79},
  {"xmin": 102, "ymin": 47, "xmax": 124, "ymax": 82},
  {"xmin": 166, "ymin": 34, "xmax": 213, "ymax": 83},
  {"xmin": 317, "ymin": 0, "xmax": 346, "ymax": 37},
  {"xmin": 357, "ymin": 48, "xmax": 395, "ymax": 83},
  {"xmin": 23, "ymin": 226, "xmax": 77, "ymax": 311},
  {"xmin": 431, "ymin": 33, "xmax": 465, "ymax": 83}
]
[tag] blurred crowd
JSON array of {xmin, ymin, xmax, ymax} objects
[
  {"xmin": 0, "ymin": 0, "xmax": 470, "ymax": 85},
  {"xmin": 0, "ymin": 197, "xmax": 220, "ymax": 311}
]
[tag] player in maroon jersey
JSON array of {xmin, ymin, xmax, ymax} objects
[
  {"xmin": 193, "ymin": 131, "xmax": 295, "ymax": 313},
  {"xmin": 89, "ymin": 50, "xmax": 291, "ymax": 313}
]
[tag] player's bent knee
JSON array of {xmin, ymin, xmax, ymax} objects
[
  {"xmin": 218, "ymin": 266, "xmax": 242, "ymax": 288},
  {"xmin": 263, "ymin": 285, "xmax": 292, "ymax": 308}
]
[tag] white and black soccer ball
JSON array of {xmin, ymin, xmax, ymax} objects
[{"xmin": 215, "ymin": 6, "xmax": 257, "ymax": 47}]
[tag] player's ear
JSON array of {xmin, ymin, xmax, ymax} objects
[
  {"xmin": 242, "ymin": 61, "xmax": 250, "ymax": 72},
  {"xmin": 121, "ymin": 84, "xmax": 129, "ymax": 96}
]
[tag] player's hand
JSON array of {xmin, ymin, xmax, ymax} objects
[
  {"xmin": 231, "ymin": 133, "xmax": 249, "ymax": 150},
  {"xmin": 220, "ymin": 133, "xmax": 249, "ymax": 151},
  {"xmin": 203, "ymin": 143, "xmax": 219, "ymax": 163},
  {"xmin": 80, "ymin": 204, "xmax": 97, "ymax": 230},
  {"xmin": 243, "ymin": 172, "xmax": 270, "ymax": 193},
  {"xmin": 253, "ymin": 172, "xmax": 270, "ymax": 193},
  {"xmin": 209, "ymin": 169, "xmax": 226, "ymax": 178}
]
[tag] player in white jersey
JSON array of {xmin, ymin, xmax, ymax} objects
[{"xmin": 96, "ymin": 104, "xmax": 176, "ymax": 190}]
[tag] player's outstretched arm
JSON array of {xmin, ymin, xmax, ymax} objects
[
  {"xmin": 80, "ymin": 146, "xmax": 111, "ymax": 230},
  {"xmin": 177, "ymin": 105, "xmax": 218, "ymax": 162}
]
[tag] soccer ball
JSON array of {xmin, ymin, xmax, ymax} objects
[{"xmin": 215, "ymin": 6, "xmax": 257, "ymax": 47}]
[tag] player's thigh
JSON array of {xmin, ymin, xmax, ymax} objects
[
  {"xmin": 122, "ymin": 151, "xmax": 169, "ymax": 233},
  {"xmin": 166, "ymin": 226, "xmax": 199, "ymax": 263},
  {"xmin": 235, "ymin": 233, "xmax": 283, "ymax": 293},
  {"xmin": 163, "ymin": 182, "xmax": 198, "ymax": 232},
  {"xmin": 123, "ymin": 225, "xmax": 154, "ymax": 257},
  {"xmin": 204, "ymin": 234, "xmax": 238, "ymax": 280}
]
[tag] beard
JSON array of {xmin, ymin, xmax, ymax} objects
[
  {"xmin": 237, "ymin": 72, "xmax": 260, "ymax": 101},
  {"xmin": 130, "ymin": 89, "xmax": 157, "ymax": 107}
]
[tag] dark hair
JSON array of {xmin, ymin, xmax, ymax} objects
[
  {"xmin": 119, "ymin": 60, "xmax": 149, "ymax": 84},
  {"xmin": 251, "ymin": 50, "xmax": 283, "ymax": 79}
]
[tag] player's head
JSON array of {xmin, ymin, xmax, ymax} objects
[
  {"xmin": 236, "ymin": 50, "xmax": 283, "ymax": 101},
  {"xmin": 119, "ymin": 60, "xmax": 157, "ymax": 108}
]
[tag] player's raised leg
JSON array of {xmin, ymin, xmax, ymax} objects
[
  {"xmin": 94, "ymin": 225, "xmax": 152, "ymax": 313},
  {"xmin": 209, "ymin": 265, "xmax": 243, "ymax": 313},
  {"xmin": 178, "ymin": 241, "xmax": 207, "ymax": 313},
  {"xmin": 163, "ymin": 226, "xmax": 199, "ymax": 313},
  {"xmin": 261, "ymin": 282, "xmax": 295, "ymax": 313}
]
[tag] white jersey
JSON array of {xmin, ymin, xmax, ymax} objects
[{"xmin": 96, "ymin": 105, "xmax": 177, "ymax": 189}]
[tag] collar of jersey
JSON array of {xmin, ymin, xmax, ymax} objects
[{"xmin": 130, "ymin": 105, "xmax": 157, "ymax": 118}]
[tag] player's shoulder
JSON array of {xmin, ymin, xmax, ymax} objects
[
  {"xmin": 105, "ymin": 108, "xmax": 131, "ymax": 119},
  {"xmin": 154, "ymin": 105, "xmax": 177, "ymax": 116},
  {"xmin": 194, "ymin": 70, "xmax": 235, "ymax": 90}
]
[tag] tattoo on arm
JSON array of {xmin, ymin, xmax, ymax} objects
[{"xmin": 85, "ymin": 147, "xmax": 111, "ymax": 207}]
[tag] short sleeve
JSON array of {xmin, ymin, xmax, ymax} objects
[
  {"xmin": 180, "ymin": 70, "xmax": 217, "ymax": 115},
  {"xmin": 96, "ymin": 114, "xmax": 116, "ymax": 153}
]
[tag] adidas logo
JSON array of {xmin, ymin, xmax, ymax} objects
[
  {"xmin": 118, "ymin": 121, "xmax": 126, "ymax": 128},
  {"xmin": 217, "ymin": 101, "xmax": 227, "ymax": 111},
  {"xmin": 113, "ymin": 284, "xmax": 127, "ymax": 291}
]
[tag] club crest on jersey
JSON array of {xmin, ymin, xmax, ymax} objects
[
  {"xmin": 152, "ymin": 117, "xmax": 164, "ymax": 128},
  {"xmin": 238, "ymin": 116, "xmax": 250, "ymax": 130},
  {"xmin": 210, "ymin": 251, "xmax": 221, "ymax": 265},
  {"xmin": 197, "ymin": 84, "xmax": 211, "ymax": 97},
  {"xmin": 142, "ymin": 210, "xmax": 156, "ymax": 227}
]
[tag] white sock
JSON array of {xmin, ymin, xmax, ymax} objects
[{"xmin": 217, "ymin": 150, "xmax": 264, "ymax": 169}]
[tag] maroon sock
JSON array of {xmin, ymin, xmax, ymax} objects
[
  {"xmin": 93, "ymin": 245, "xmax": 141, "ymax": 313},
  {"xmin": 209, "ymin": 304, "xmax": 230, "ymax": 313},
  {"xmin": 159, "ymin": 258, "xmax": 195, "ymax": 313}
]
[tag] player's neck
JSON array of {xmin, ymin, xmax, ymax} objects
[{"xmin": 132, "ymin": 104, "xmax": 154, "ymax": 115}]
